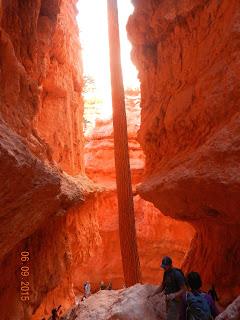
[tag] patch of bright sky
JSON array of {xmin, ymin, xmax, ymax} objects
[{"xmin": 77, "ymin": 0, "xmax": 139, "ymax": 118}]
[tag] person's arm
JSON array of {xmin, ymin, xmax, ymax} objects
[
  {"xmin": 154, "ymin": 284, "xmax": 164, "ymax": 296},
  {"xmin": 166, "ymin": 270, "xmax": 186, "ymax": 301},
  {"xmin": 166, "ymin": 285, "xmax": 186, "ymax": 301},
  {"xmin": 148, "ymin": 283, "xmax": 164, "ymax": 298},
  {"xmin": 206, "ymin": 294, "xmax": 221, "ymax": 317}
]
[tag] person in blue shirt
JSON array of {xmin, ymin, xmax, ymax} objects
[{"xmin": 149, "ymin": 256, "xmax": 186, "ymax": 320}]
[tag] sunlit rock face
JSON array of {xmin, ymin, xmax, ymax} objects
[
  {"xmin": 128, "ymin": 0, "xmax": 240, "ymax": 303},
  {"xmin": 83, "ymin": 93, "xmax": 194, "ymax": 291},
  {"xmin": 1, "ymin": 0, "xmax": 84, "ymax": 175},
  {"xmin": 34, "ymin": 0, "xmax": 85, "ymax": 175},
  {"xmin": 0, "ymin": 0, "xmax": 97, "ymax": 319}
]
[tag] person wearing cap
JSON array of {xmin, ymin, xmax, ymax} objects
[{"xmin": 148, "ymin": 256, "xmax": 186, "ymax": 320}]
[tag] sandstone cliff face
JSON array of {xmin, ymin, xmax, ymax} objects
[
  {"xmin": 83, "ymin": 93, "xmax": 194, "ymax": 291},
  {"xmin": 1, "ymin": 0, "xmax": 84, "ymax": 174},
  {"xmin": 34, "ymin": 0, "xmax": 84, "ymax": 175},
  {"xmin": 128, "ymin": 0, "xmax": 240, "ymax": 303},
  {"xmin": 0, "ymin": 0, "xmax": 97, "ymax": 319},
  {"xmin": 30, "ymin": 199, "xmax": 102, "ymax": 320}
]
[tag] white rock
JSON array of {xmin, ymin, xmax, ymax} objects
[
  {"xmin": 216, "ymin": 296, "xmax": 240, "ymax": 320},
  {"xmin": 63, "ymin": 284, "xmax": 166, "ymax": 320}
]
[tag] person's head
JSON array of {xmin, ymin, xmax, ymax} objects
[
  {"xmin": 52, "ymin": 309, "xmax": 57, "ymax": 316},
  {"xmin": 187, "ymin": 272, "xmax": 202, "ymax": 291},
  {"xmin": 161, "ymin": 256, "xmax": 172, "ymax": 271}
]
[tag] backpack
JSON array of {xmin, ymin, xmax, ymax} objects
[
  {"xmin": 174, "ymin": 268, "xmax": 187, "ymax": 285},
  {"xmin": 186, "ymin": 292, "xmax": 213, "ymax": 320}
]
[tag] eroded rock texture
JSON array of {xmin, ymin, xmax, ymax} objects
[
  {"xmin": 62, "ymin": 284, "xmax": 166, "ymax": 320},
  {"xmin": 216, "ymin": 296, "xmax": 240, "ymax": 320},
  {"xmin": 0, "ymin": 0, "xmax": 97, "ymax": 319},
  {"xmin": 128, "ymin": 0, "xmax": 240, "ymax": 303},
  {"xmin": 83, "ymin": 93, "xmax": 194, "ymax": 291},
  {"xmin": 52, "ymin": 286, "xmax": 240, "ymax": 320}
]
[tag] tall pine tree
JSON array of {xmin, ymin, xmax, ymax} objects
[{"xmin": 107, "ymin": 0, "xmax": 142, "ymax": 286}]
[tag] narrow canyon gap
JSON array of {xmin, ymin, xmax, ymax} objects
[{"xmin": 0, "ymin": 0, "xmax": 239, "ymax": 319}]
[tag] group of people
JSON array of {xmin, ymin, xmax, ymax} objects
[
  {"xmin": 100, "ymin": 280, "xmax": 112, "ymax": 291},
  {"xmin": 149, "ymin": 256, "xmax": 221, "ymax": 320},
  {"xmin": 81, "ymin": 280, "xmax": 113, "ymax": 300},
  {"xmin": 41, "ymin": 257, "xmax": 221, "ymax": 320}
]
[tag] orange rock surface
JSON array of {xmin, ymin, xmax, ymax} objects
[
  {"xmin": 0, "ymin": 0, "xmax": 98, "ymax": 319},
  {"xmin": 128, "ymin": 0, "xmax": 240, "ymax": 303},
  {"xmin": 0, "ymin": 0, "xmax": 239, "ymax": 318}
]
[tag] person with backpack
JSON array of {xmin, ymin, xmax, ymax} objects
[
  {"xmin": 148, "ymin": 256, "xmax": 186, "ymax": 320},
  {"xmin": 180, "ymin": 272, "xmax": 220, "ymax": 320}
]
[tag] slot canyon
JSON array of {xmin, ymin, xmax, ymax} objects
[{"xmin": 0, "ymin": 0, "xmax": 239, "ymax": 319}]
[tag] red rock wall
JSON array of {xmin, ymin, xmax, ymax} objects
[
  {"xmin": 0, "ymin": 199, "xmax": 101, "ymax": 320},
  {"xmin": 76, "ymin": 192, "xmax": 194, "ymax": 292},
  {"xmin": 1, "ymin": 0, "xmax": 84, "ymax": 173},
  {"xmin": 0, "ymin": 0, "xmax": 97, "ymax": 319},
  {"xmin": 34, "ymin": 0, "xmax": 85, "ymax": 175},
  {"xmin": 30, "ymin": 199, "xmax": 101, "ymax": 320},
  {"xmin": 128, "ymin": 0, "xmax": 240, "ymax": 303}
]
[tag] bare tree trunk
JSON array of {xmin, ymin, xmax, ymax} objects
[{"xmin": 107, "ymin": 0, "xmax": 142, "ymax": 286}]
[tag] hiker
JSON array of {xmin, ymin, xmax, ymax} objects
[
  {"xmin": 148, "ymin": 256, "xmax": 186, "ymax": 320},
  {"xmin": 107, "ymin": 282, "xmax": 112, "ymax": 290},
  {"xmin": 100, "ymin": 281, "xmax": 107, "ymax": 290},
  {"xmin": 49, "ymin": 305, "xmax": 61, "ymax": 320},
  {"xmin": 180, "ymin": 272, "xmax": 220, "ymax": 320},
  {"xmin": 83, "ymin": 281, "xmax": 91, "ymax": 298}
]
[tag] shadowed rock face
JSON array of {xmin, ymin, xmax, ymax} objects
[
  {"xmin": 128, "ymin": 0, "xmax": 240, "ymax": 303},
  {"xmin": 0, "ymin": 0, "xmax": 98, "ymax": 319},
  {"xmin": 0, "ymin": 118, "xmax": 88, "ymax": 261}
]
